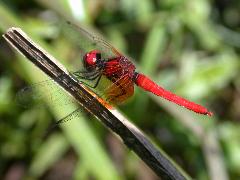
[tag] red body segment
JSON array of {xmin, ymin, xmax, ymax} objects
[
  {"xmin": 103, "ymin": 59, "xmax": 122, "ymax": 76},
  {"xmin": 135, "ymin": 73, "xmax": 213, "ymax": 116}
]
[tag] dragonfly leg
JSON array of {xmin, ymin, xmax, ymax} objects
[
  {"xmin": 74, "ymin": 71, "xmax": 102, "ymax": 89},
  {"xmin": 72, "ymin": 70, "xmax": 99, "ymax": 79},
  {"xmin": 79, "ymin": 74, "xmax": 102, "ymax": 88},
  {"xmin": 73, "ymin": 71, "xmax": 101, "ymax": 80},
  {"xmin": 90, "ymin": 74, "xmax": 102, "ymax": 88}
]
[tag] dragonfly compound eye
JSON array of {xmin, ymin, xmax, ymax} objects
[{"xmin": 83, "ymin": 50, "xmax": 101, "ymax": 71}]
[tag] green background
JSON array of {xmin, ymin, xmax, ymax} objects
[{"xmin": 0, "ymin": 0, "xmax": 239, "ymax": 179}]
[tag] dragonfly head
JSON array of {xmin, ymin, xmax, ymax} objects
[{"xmin": 83, "ymin": 50, "xmax": 101, "ymax": 71}]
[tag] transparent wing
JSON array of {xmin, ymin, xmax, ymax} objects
[
  {"xmin": 60, "ymin": 20, "xmax": 122, "ymax": 68},
  {"xmin": 51, "ymin": 74, "xmax": 135, "ymax": 127},
  {"xmin": 105, "ymin": 74, "xmax": 135, "ymax": 105},
  {"xmin": 16, "ymin": 69, "xmax": 105, "ymax": 108},
  {"xmin": 16, "ymin": 79, "xmax": 77, "ymax": 108}
]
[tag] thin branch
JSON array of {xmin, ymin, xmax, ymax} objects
[{"xmin": 3, "ymin": 27, "xmax": 190, "ymax": 180}]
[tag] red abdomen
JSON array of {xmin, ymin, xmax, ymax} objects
[{"xmin": 135, "ymin": 73, "xmax": 213, "ymax": 116}]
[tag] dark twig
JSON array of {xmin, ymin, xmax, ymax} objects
[{"xmin": 3, "ymin": 27, "xmax": 190, "ymax": 180}]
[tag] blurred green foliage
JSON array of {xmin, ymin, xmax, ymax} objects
[{"xmin": 0, "ymin": 0, "xmax": 240, "ymax": 179}]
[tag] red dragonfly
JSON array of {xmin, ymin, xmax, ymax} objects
[{"xmin": 17, "ymin": 21, "xmax": 213, "ymax": 118}]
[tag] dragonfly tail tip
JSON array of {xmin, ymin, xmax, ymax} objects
[{"xmin": 206, "ymin": 111, "xmax": 213, "ymax": 116}]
